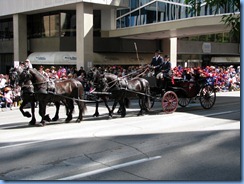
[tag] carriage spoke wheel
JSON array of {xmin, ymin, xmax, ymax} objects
[
  {"xmin": 161, "ymin": 91, "xmax": 178, "ymax": 113},
  {"xmin": 199, "ymin": 85, "xmax": 216, "ymax": 109},
  {"xmin": 178, "ymin": 98, "xmax": 191, "ymax": 107}
]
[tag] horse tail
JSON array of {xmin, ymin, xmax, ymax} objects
[
  {"xmin": 78, "ymin": 84, "xmax": 87, "ymax": 114},
  {"xmin": 144, "ymin": 81, "xmax": 151, "ymax": 111},
  {"xmin": 124, "ymin": 97, "xmax": 130, "ymax": 108},
  {"xmin": 74, "ymin": 80, "xmax": 87, "ymax": 114}
]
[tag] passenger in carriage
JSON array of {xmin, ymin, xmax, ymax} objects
[
  {"xmin": 182, "ymin": 68, "xmax": 192, "ymax": 81},
  {"xmin": 156, "ymin": 55, "xmax": 172, "ymax": 88},
  {"xmin": 182, "ymin": 67, "xmax": 198, "ymax": 82}
]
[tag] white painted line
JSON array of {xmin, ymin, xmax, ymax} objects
[
  {"xmin": 205, "ymin": 111, "xmax": 237, "ymax": 117},
  {"xmin": 59, "ymin": 156, "xmax": 161, "ymax": 180},
  {"xmin": 0, "ymin": 140, "xmax": 51, "ymax": 150}
]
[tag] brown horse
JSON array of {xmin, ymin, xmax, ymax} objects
[
  {"xmin": 89, "ymin": 68, "xmax": 151, "ymax": 117},
  {"xmin": 18, "ymin": 67, "xmax": 86, "ymax": 126},
  {"xmin": 9, "ymin": 67, "xmax": 61, "ymax": 125}
]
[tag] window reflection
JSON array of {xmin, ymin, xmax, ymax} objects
[
  {"xmin": 116, "ymin": 0, "xmax": 239, "ymax": 28},
  {"xmin": 60, "ymin": 12, "xmax": 76, "ymax": 37},
  {"xmin": 27, "ymin": 11, "xmax": 76, "ymax": 38},
  {"xmin": 0, "ymin": 18, "xmax": 13, "ymax": 40}
]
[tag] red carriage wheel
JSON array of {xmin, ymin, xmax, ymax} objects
[{"xmin": 161, "ymin": 91, "xmax": 178, "ymax": 113}]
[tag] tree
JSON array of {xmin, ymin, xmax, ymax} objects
[{"xmin": 185, "ymin": 0, "xmax": 240, "ymax": 42}]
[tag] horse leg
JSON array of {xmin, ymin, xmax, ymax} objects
[
  {"xmin": 76, "ymin": 100, "xmax": 84, "ymax": 123},
  {"xmin": 52, "ymin": 102, "xmax": 60, "ymax": 121},
  {"xmin": 19, "ymin": 100, "xmax": 32, "ymax": 118},
  {"xmin": 119, "ymin": 99, "xmax": 126, "ymax": 117},
  {"xmin": 99, "ymin": 96, "xmax": 113, "ymax": 118},
  {"xmin": 137, "ymin": 97, "xmax": 143, "ymax": 116},
  {"xmin": 29, "ymin": 101, "xmax": 36, "ymax": 125},
  {"xmin": 93, "ymin": 99, "xmax": 100, "ymax": 117},
  {"xmin": 65, "ymin": 100, "xmax": 73, "ymax": 123},
  {"xmin": 38, "ymin": 101, "xmax": 47, "ymax": 126},
  {"xmin": 111, "ymin": 100, "xmax": 119, "ymax": 114}
]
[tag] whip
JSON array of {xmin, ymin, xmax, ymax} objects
[{"xmin": 134, "ymin": 42, "xmax": 142, "ymax": 66}]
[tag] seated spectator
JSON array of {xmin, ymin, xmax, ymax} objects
[{"xmin": 3, "ymin": 86, "xmax": 13, "ymax": 110}]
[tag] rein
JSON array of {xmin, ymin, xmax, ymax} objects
[{"xmin": 101, "ymin": 67, "xmax": 148, "ymax": 92}]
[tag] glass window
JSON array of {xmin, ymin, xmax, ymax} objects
[
  {"xmin": 49, "ymin": 14, "xmax": 60, "ymax": 37},
  {"xmin": 28, "ymin": 12, "xmax": 62, "ymax": 38},
  {"xmin": 43, "ymin": 15, "xmax": 50, "ymax": 37},
  {"xmin": 145, "ymin": 2, "xmax": 157, "ymax": 23},
  {"xmin": 0, "ymin": 18, "xmax": 13, "ymax": 40},
  {"xmin": 93, "ymin": 10, "xmax": 101, "ymax": 37},
  {"xmin": 60, "ymin": 11, "xmax": 76, "ymax": 37}
]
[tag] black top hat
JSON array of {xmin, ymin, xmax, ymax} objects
[{"xmin": 155, "ymin": 49, "xmax": 161, "ymax": 53}]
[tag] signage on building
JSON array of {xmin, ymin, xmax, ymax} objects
[
  {"xmin": 28, "ymin": 52, "xmax": 77, "ymax": 65},
  {"xmin": 202, "ymin": 42, "xmax": 211, "ymax": 53}
]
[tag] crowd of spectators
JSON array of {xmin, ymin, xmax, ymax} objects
[{"xmin": 0, "ymin": 64, "xmax": 240, "ymax": 111}]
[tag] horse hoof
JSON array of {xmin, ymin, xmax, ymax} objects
[
  {"xmin": 29, "ymin": 121, "xmax": 36, "ymax": 126},
  {"xmin": 65, "ymin": 119, "xmax": 71, "ymax": 123},
  {"xmin": 93, "ymin": 113, "xmax": 99, "ymax": 117},
  {"xmin": 137, "ymin": 112, "xmax": 143, "ymax": 116},
  {"xmin": 76, "ymin": 119, "xmax": 81, "ymax": 123},
  {"xmin": 44, "ymin": 114, "xmax": 51, "ymax": 122},
  {"xmin": 121, "ymin": 114, "xmax": 126, "ymax": 118},
  {"xmin": 35, "ymin": 123, "xmax": 44, "ymax": 127},
  {"xmin": 24, "ymin": 112, "xmax": 32, "ymax": 118},
  {"xmin": 52, "ymin": 116, "xmax": 59, "ymax": 121}
]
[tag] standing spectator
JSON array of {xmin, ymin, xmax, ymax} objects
[
  {"xmin": 0, "ymin": 74, "xmax": 7, "ymax": 88},
  {"xmin": 0, "ymin": 90, "xmax": 4, "ymax": 111},
  {"xmin": 49, "ymin": 66, "xmax": 59, "ymax": 79},
  {"xmin": 57, "ymin": 66, "xmax": 67, "ymax": 79},
  {"xmin": 38, "ymin": 66, "xmax": 49, "ymax": 78},
  {"xmin": 12, "ymin": 85, "xmax": 21, "ymax": 107},
  {"xmin": 25, "ymin": 59, "xmax": 33, "ymax": 68},
  {"xmin": 77, "ymin": 66, "xmax": 87, "ymax": 78}
]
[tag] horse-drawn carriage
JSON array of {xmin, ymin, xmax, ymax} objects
[
  {"xmin": 9, "ymin": 65, "xmax": 217, "ymax": 126},
  {"xmin": 144, "ymin": 71, "xmax": 217, "ymax": 113},
  {"xmin": 87, "ymin": 66, "xmax": 217, "ymax": 116}
]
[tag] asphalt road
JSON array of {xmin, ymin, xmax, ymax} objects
[{"xmin": 0, "ymin": 91, "xmax": 241, "ymax": 181}]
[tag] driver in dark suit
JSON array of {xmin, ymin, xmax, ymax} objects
[{"xmin": 150, "ymin": 50, "xmax": 164, "ymax": 76}]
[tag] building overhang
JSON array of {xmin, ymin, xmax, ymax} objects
[
  {"xmin": 101, "ymin": 15, "xmax": 231, "ymax": 39},
  {"xmin": 0, "ymin": 0, "xmax": 129, "ymax": 17}
]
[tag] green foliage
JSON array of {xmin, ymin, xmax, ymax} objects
[{"xmin": 221, "ymin": 13, "xmax": 240, "ymax": 42}]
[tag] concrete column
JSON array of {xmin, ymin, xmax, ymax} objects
[
  {"xmin": 13, "ymin": 14, "xmax": 27, "ymax": 62},
  {"xmin": 170, "ymin": 37, "xmax": 177, "ymax": 68},
  {"xmin": 101, "ymin": 8, "xmax": 116, "ymax": 30},
  {"xmin": 76, "ymin": 2, "xmax": 93, "ymax": 71}
]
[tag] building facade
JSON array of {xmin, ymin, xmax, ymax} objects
[{"xmin": 0, "ymin": 0, "xmax": 240, "ymax": 73}]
